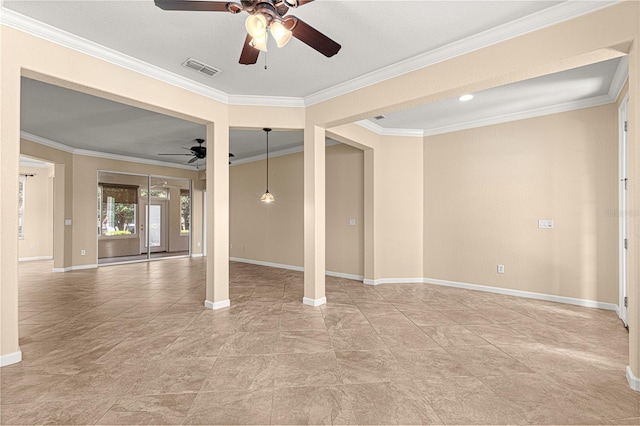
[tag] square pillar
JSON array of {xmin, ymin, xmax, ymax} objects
[
  {"xmin": 204, "ymin": 122, "xmax": 230, "ymax": 310},
  {"xmin": 0, "ymin": 55, "xmax": 21, "ymax": 366},
  {"xmin": 303, "ymin": 125, "xmax": 326, "ymax": 306}
]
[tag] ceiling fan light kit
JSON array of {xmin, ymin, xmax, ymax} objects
[{"xmin": 155, "ymin": 0, "xmax": 341, "ymax": 65}]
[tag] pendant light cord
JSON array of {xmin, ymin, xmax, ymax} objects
[{"xmin": 266, "ymin": 129, "xmax": 269, "ymax": 192}]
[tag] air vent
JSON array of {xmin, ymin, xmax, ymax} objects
[
  {"xmin": 182, "ymin": 58, "xmax": 221, "ymax": 77},
  {"xmin": 373, "ymin": 115, "xmax": 386, "ymax": 120}
]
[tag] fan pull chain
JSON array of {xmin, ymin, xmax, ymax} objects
[{"xmin": 264, "ymin": 52, "xmax": 268, "ymax": 70}]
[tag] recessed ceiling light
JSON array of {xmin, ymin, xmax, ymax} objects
[{"xmin": 459, "ymin": 94, "xmax": 474, "ymax": 102}]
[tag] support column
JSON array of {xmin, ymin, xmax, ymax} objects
[
  {"xmin": 303, "ymin": 125, "xmax": 326, "ymax": 306},
  {"xmin": 204, "ymin": 122, "xmax": 230, "ymax": 310},
  {"xmin": 0, "ymin": 50, "xmax": 21, "ymax": 366}
]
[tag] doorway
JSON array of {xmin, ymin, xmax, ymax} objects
[
  {"xmin": 97, "ymin": 171, "xmax": 191, "ymax": 264},
  {"xmin": 140, "ymin": 200, "xmax": 168, "ymax": 253}
]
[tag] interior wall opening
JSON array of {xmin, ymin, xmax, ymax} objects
[
  {"xmin": 228, "ymin": 128, "xmax": 365, "ymax": 280},
  {"xmin": 18, "ymin": 155, "xmax": 54, "ymax": 263}
]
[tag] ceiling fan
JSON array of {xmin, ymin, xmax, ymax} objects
[
  {"xmin": 158, "ymin": 138, "xmax": 235, "ymax": 164},
  {"xmin": 154, "ymin": 0, "xmax": 341, "ymax": 65},
  {"xmin": 159, "ymin": 138, "xmax": 207, "ymax": 164}
]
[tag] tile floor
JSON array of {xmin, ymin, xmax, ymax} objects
[{"xmin": 1, "ymin": 258, "xmax": 638, "ymax": 425}]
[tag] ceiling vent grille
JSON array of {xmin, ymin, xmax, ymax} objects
[{"xmin": 182, "ymin": 58, "xmax": 221, "ymax": 77}]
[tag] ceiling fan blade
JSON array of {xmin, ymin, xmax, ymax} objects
[
  {"xmin": 229, "ymin": 153, "xmax": 235, "ymax": 157},
  {"xmin": 188, "ymin": 157, "xmax": 198, "ymax": 164},
  {"xmin": 158, "ymin": 153, "xmax": 193, "ymax": 156},
  {"xmin": 239, "ymin": 34, "xmax": 260, "ymax": 65},
  {"xmin": 284, "ymin": 17, "xmax": 341, "ymax": 57},
  {"xmin": 154, "ymin": 0, "xmax": 231, "ymax": 11},
  {"xmin": 298, "ymin": 0, "xmax": 315, "ymax": 5}
]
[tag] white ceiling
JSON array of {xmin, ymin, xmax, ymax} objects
[
  {"xmin": 6, "ymin": 0, "xmax": 626, "ymax": 168},
  {"xmin": 365, "ymin": 56, "xmax": 625, "ymax": 135}
]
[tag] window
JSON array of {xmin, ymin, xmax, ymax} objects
[
  {"xmin": 98, "ymin": 184, "xmax": 137, "ymax": 236},
  {"xmin": 140, "ymin": 188, "xmax": 168, "ymax": 199},
  {"xmin": 180, "ymin": 189, "xmax": 191, "ymax": 235},
  {"xmin": 18, "ymin": 176, "xmax": 25, "ymax": 239}
]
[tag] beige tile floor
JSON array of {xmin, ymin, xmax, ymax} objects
[{"xmin": 1, "ymin": 258, "xmax": 638, "ymax": 425}]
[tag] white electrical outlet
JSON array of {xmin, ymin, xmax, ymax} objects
[
  {"xmin": 30, "ymin": 244, "xmax": 35, "ymax": 249},
  {"xmin": 197, "ymin": 242, "xmax": 201, "ymax": 247},
  {"xmin": 538, "ymin": 219, "xmax": 554, "ymax": 229},
  {"xmin": 497, "ymin": 264, "xmax": 505, "ymax": 274},
  {"xmin": 80, "ymin": 250, "xmax": 86, "ymax": 256},
  {"xmin": 349, "ymin": 218, "xmax": 356, "ymax": 226}
]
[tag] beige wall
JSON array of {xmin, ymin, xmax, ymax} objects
[
  {"xmin": 230, "ymin": 150, "xmax": 304, "ymax": 267},
  {"xmin": 18, "ymin": 165, "xmax": 54, "ymax": 260},
  {"xmin": 423, "ymin": 104, "xmax": 619, "ymax": 303},
  {"xmin": 229, "ymin": 143, "xmax": 365, "ymax": 276},
  {"xmin": 326, "ymin": 144, "xmax": 364, "ymax": 275},
  {"xmin": 375, "ymin": 136, "xmax": 424, "ymax": 279}
]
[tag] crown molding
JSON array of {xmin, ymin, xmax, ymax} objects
[
  {"xmin": 304, "ymin": 1, "xmax": 618, "ymax": 106},
  {"xmin": 228, "ymin": 94, "xmax": 305, "ymax": 108},
  {"xmin": 230, "ymin": 139, "xmax": 339, "ymax": 166},
  {"xmin": 21, "ymin": 131, "xmax": 199, "ymax": 171},
  {"xmin": 609, "ymin": 55, "xmax": 629, "ymax": 101},
  {"xmin": 358, "ymin": 93, "xmax": 616, "ymax": 138},
  {"xmin": 19, "ymin": 157, "xmax": 51, "ymax": 168},
  {"xmin": 230, "ymin": 145, "xmax": 304, "ymax": 166},
  {"xmin": 356, "ymin": 120, "xmax": 424, "ymax": 137},
  {"xmin": 0, "ymin": 8, "xmax": 230, "ymax": 104}
]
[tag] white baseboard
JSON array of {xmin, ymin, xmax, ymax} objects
[
  {"xmin": 0, "ymin": 351, "xmax": 22, "ymax": 367},
  {"xmin": 326, "ymin": 270, "xmax": 364, "ymax": 281},
  {"xmin": 364, "ymin": 276, "xmax": 617, "ymax": 312},
  {"xmin": 231, "ymin": 257, "xmax": 304, "ymax": 272},
  {"xmin": 19, "ymin": 256, "xmax": 53, "ymax": 262},
  {"xmin": 364, "ymin": 277, "xmax": 423, "ymax": 285},
  {"xmin": 204, "ymin": 299, "xmax": 230, "ymax": 310},
  {"xmin": 230, "ymin": 257, "xmax": 363, "ymax": 281},
  {"xmin": 303, "ymin": 297, "xmax": 327, "ymax": 307},
  {"xmin": 52, "ymin": 264, "xmax": 98, "ymax": 273},
  {"xmin": 423, "ymin": 277, "xmax": 618, "ymax": 311},
  {"xmin": 626, "ymin": 366, "xmax": 640, "ymax": 392},
  {"xmin": 191, "ymin": 253, "xmax": 204, "ymax": 258}
]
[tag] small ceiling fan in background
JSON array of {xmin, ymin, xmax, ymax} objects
[
  {"xmin": 158, "ymin": 138, "xmax": 235, "ymax": 165},
  {"xmin": 154, "ymin": 0, "xmax": 341, "ymax": 65}
]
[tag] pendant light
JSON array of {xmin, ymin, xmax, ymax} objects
[{"xmin": 260, "ymin": 128, "xmax": 274, "ymax": 203}]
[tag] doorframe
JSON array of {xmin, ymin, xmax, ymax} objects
[
  {"xmin": 141, "ymin": 199, "xmax": 169, "ymax": 253},
  {"xmin": 203, "ymin": 189, "xmax": 207, "ymax": 257},
  {"xmin": 618, "ymin": 92, "xmax": 629, "ymax": 326}
]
